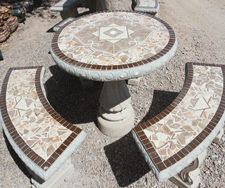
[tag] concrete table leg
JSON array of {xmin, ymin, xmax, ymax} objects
[{"xmin": 97, "ymin": 80, "xmax": 134, "ymax": 137}]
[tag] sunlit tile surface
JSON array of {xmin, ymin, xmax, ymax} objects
[
  {"xmin": 143, "ymin": 65, "xmax": 223, "ymax": 161},
  {"xmin": 57, "ymin": 12, "xmax": 169, "ymax": 66},
  {"xmin": 6, "ymin": 69, "xmax": 72, "ymax": 160}
]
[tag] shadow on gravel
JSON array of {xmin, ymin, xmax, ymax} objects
[
  {"xmin": 2, "ymin": 131, "xmax": 32, "ymax": 180},
  {"xmin": 45, "ymin": 65, "xmax": 103, "ymax": 125},
  {"xmin": 104, "ymin": 132, "xmax": 150, "ymax": 187},
  {"xmin": 139, "ymin": 90, "xmax": 179, "ymax": 125},
  {"xmin": 104, "ymin": 90, "xmax": 179, "ymax": 187},
  {"xmin": 46, "ymin": 8, "xmax": 94, "ymax": 33}
]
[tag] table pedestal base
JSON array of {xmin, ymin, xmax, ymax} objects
[{"xmin": 97, "ymin": 81, "xmax": 134, "ymax": 137}]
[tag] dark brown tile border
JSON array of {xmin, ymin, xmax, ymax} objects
[
  {"xmin": 51, "ymin": 11, "xmax": 176, "ymax": 71},
  {"xmin": 133, "ymin": 63, "xmax": 225, "ymax": 172},
  {"xmin": 0, "ymin": 67, "xmax": 83, "ymax": 172}
]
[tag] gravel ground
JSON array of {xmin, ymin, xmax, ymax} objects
[{"xmin": 0, "ymin": 0, "xmax": 225, "ymax": 187}]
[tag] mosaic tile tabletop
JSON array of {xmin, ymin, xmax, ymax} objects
[
  {"xmin": 51, "ymin": 11, "xmax": 176, "ymax": 70},
  {"xmin": 134, "ymin": 63, "xmax": 225, "ymax": 172},
  {"xmin": 0, "ymin": 67, "xmax": 83, "ymax": 171}
]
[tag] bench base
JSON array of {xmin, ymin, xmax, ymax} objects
[
  {"xmin": 169, "ymin": 149, "xmax": 207, "ymax": 188},
  {"xmin": 60, "ymin": 8, "xmax": 78, "ymax": 20},
  {"xmin": 29, "ymin": 158, "xmax": 74, "ymax": 188}
]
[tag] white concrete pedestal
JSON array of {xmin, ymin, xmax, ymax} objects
[{"xmin": 97, "ymin": 80, "xmax": 134, "ymax": 137}]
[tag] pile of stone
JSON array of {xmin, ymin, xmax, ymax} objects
[{"xmin": 0, "ymin": 1, "xmax": 34, "ymax": 42}]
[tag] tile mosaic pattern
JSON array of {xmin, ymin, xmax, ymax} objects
[
  {"xmin": 51, "ymin": 11, "xmax": 176, "ymax": 70},
  {"xmin": 0, "ymin": 67, "xmax": 82, "ymax": 171},
  {"xmin": 134, "ymin": 63, "xmax": 225, "ymax": 171}
]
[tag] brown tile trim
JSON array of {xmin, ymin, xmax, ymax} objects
[
  {"xmin": 0, "ymin": 67, "xmax": 83, "ymax": 171},
  {"xmin": 134, "ymin": 62, "xmax": 194, "ymax": 132},
  {"xmin": 133, "ymin": 63, "xmax": 225, "ymax": 172},
  {"xmin": 51, "ymin": 11, "xmax": 176, "ymax": 71},
  {"xmin": 34, "ymin": 67, "xmax": 83, "ymax": 170}
]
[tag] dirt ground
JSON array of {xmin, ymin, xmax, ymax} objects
[{"xmin": 0, "ymin": 0, "xmax": 225, "ymax": 187}]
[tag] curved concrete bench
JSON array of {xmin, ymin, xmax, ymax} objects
[
  {"xmin": 50, "ymin": 0, "xmax": 95, "ymax": 19},
  {"xmin": 0, "ymin": 67, "xmax": 86, "ymax": 182},
  {"xmin": 134, "ymin": 0, "xmax": 159, "ymax": 15},
  {"xmin": 132, "ymin": 63, "xmax": 225, "ymax": 183}
]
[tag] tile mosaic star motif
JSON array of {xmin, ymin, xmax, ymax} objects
[
  {"xmin": 6, "ymin": 69, "xmax": 72, "ymax": 160},
  {"xmin": 58, "ymin": 12, "xmax": 170, "ymax": 65},
  {"xmin": 143, "ymin": 65, "xmax": 223, "ymax": 161},
  {"xmin": 92, "ymin": 23, "xmax": 134, "ymax": 44}
]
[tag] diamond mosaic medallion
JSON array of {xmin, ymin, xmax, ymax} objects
[
  {"xmin": 92, "ymin": 24, "xmax": 134, "ymax": 44},
  {"xmin": 103, "ymin": 28, "xmax": 124, "ymax": 38}
]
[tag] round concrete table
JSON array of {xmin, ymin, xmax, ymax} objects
[{"xmin": 50, "ymin": 11, "xmax": 177, "ymax": 137}]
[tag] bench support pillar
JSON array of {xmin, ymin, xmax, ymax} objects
[
  {"xmin": 29, "ymin": 158, "xmax": 74, "ymax": 188},
  {"xmin": 169, "ymin": 149, "xmax": 207, "ymax": 188},
  {"xmin": 60, "ymin": 8, "xmax": 78, "ymax": 20}
]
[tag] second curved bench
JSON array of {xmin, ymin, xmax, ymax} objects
[
  {"xmin": 0, "ymin": 67, "xmax": 86, "ymax": 183},
  {"xmin": 132, "ymin": 62, "xmax": 225, "ymax": 183}
]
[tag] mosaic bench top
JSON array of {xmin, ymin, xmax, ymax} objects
[
  {"xmin": 50, "ymin": 0, "xmax": 82, "ymax": 11},
  {"xmin": 134, "ymin": 0, "xmax": 159, "ymax": 14},
  {"xmin": 132, "ymin": 63, "xmax": 225, "ymax": 182},
  {"xmin": 50, "ymin": 11, "xmax": 177, "ymax": 82},
  {"xmin": 0, "ymin": 67, "xmax": 86, "ymax": 181}
]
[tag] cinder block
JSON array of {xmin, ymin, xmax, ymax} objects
[{"xmin": 128, "ymin": 77, "xmax": 142, "ymax": 86}]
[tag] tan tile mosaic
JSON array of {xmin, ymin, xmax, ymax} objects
[
  {"xmin": 5, "ymin": 69, "xmax": 72, "ymax": 160},
  {"xmin": 144, "ymin": 64, "xmax": 223, "ymax": 161},
  {"xmin": 57, "ymin": 12, "xmax": 170, "ymax": 66},
  {"xmin": 133, "ymin": 63, "xmax": 225, "ymax": 173}
]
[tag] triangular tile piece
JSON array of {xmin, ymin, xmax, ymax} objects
[
  {"xmin": 15, "ymin": 98, "xmax": 29, "ymax": 110},
  {"xmin": 92, "ymin": 30, "xmax": 99, "ymax": 37},
  {"xmin": 27, "ymin": 140, "xmax": 37, "ymax": 147},
  {"xmin": 57, "ymin": 131, "xmax": 67, "ymax": 136},
  {"xmin": 107, "ymin": 39, "xmax": 121, "ymax": 44},
  {"xmin": 190, "ymin": 98, "xmax": 198, "ymax": 106},
  {"xmin": 192, "ymin": 97, "xmax": 210, "ymax": 111},
  {"xmin": 47, "ymin": 145, "xmax": 55, "ymax": 157},
  {"xmin": 128, "ymin": 29, "xmax": 135, "ymax": 35},
  {"xmin": 25, "ymin": 99, "xmax": 32, "ymax": 107},
  {"xmin": 42, "ymin": 137, "xmax": 53, "ymax": 143},
  {"xmin": 108, "ymin": 23, "xmax": 119, "ymax": 27}
]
